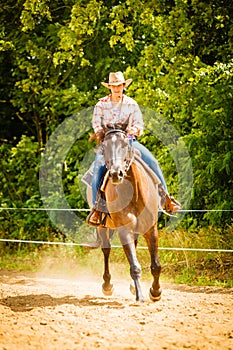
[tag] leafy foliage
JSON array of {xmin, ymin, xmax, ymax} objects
[
  {"xmin": 0, "ymin": 136, "xmax": 55, "ymax": 247},
  {"xmin": 0, "ymin": 0, "xmax": 232, "ymax": 247}
]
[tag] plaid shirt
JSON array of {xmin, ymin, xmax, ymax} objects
[{"xmin": 92, "ymin": 94, "xmax": 144, "ymax": 137}]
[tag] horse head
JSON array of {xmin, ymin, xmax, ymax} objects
[{"xmin": 102, "ymin": 124, "xmax": 133, "ymax": 185}]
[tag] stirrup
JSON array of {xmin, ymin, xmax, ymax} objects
[
  {"xmin": 86, "ymin": 208, "xmax": 102, "ymax": 227},
  {"xmin": 86, "ymin": 208, "xmax": 110, "ymax": 227}
]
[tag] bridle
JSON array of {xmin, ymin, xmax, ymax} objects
[{"xmin": 103, "ymin": 129, "xmax": 134, "ymax": 183}]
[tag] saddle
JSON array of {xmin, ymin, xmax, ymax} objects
[{"xmin": 83, "ymin": 156, "xmax": 180, "ymax": 228}]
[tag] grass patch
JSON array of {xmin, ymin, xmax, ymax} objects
[
  {"xmin": 0, "ymin": 250, "xmax": 41, "ymax": 271},
  {"xmin": 155, "ymin": 226, "xmax": 233, "ymax": 287}
]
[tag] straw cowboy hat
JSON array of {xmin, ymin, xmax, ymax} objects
[{"xmin": 101, "ymin": 71, "xmax": 133, "ymax": 89}]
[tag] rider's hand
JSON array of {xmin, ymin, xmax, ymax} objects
[
  {"xmin": 95, "ymin": 129, "xmax": 105, "ymax": 143},
  {"xmin": 88, "ymin": 129, "xmax": 105, "ymax": 144}
]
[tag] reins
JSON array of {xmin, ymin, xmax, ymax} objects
[{"xmin": 104, "ymin": 128, "xmax": 127, "ymax": 137}]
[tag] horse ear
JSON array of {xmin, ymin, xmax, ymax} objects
[
  {"xmin": 103, "ymin": 125, "xmax": 112, "ymax": 135},
  {"xmin": 121, "ymin": 123, "xmax": 128, "ymax": 131},
  {"xmin": 105, "ymin": 124, "xmax": 113, "ymax": 132},
  {"xmin": 122, "ymin": 116, "xmax": 130, "ymax": 131}
]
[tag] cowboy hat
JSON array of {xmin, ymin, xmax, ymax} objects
[{"xmin": 101, "ymin": 71, "xmax": 133, "ymax": 89}]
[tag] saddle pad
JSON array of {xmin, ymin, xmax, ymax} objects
[{"xmin": 81, "ymin": 162, "xmax": 94, "ymax": 188}]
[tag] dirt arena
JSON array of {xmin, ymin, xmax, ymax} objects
[{"xmin": 0, "ymin": 268, "xmax": 232, "ymax": 350}]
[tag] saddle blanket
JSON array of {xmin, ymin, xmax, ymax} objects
[{"xmin": 81, "ymin": 162, "xmax": 94, "ymax": 188}]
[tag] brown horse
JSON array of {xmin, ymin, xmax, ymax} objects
[{"xmin": 87, "ymin": 127, "xmax": 162, "ymax": 302}]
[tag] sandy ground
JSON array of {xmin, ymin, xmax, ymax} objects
[{"xmin": 0, "ymin": 268, "xmax": 232, "ymax": 350}]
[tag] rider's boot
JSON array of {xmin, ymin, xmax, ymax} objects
[
  {"xmin": 158, "ymin": 184, "xmax": 181, "ymax": 215},
  {"xmin": 165, "ymin": 196, "xmax": 181, "ymax": 214},
  {"xmin": 86, "ymin": 204, "xmax": 102, "ymax": 226}
]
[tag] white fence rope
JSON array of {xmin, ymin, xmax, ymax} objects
[
  {"xmin": 0, "ymin": 207, "xmax": 90, "ymax": 211},
  {"xmin": 0, "ymin": 207, "xmax": 233, "ymax": 212},
  {"xmin": 0, "ymin": 207, "xmax": 232, "ymax": 252},
  {"xmin": 0, "ymin": 239, "xmax": 232, "ymax": 253}
]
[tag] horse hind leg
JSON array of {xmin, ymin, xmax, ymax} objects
[
  {"xmin": 98, "ymin": 228, "xmax": 114, "ymax": 296},
  {"xmin": 102, "ymin": 247, "xmax": 114, "ymax": 295},
  {"xmin": 144, "ymin": 227, "xmax": 162, "ymax": 302}
]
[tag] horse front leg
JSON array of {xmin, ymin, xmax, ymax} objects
[
  {"xmin": 119, "ymin": 230, "xmax": 144, "ymax": 302},
  {"xmin": 98, "ymin": 227, "xmax": 114, "ymax": 296},
  {"xmin": 129, "ymin": 234, "xmax": 139, "ymax": 296},
  {"xmin": 144, "ymin": 226, "xmax": 162, "ymax": 302}
]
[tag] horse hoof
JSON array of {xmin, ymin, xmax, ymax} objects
[
  {"xmin": 102, "ymin": 284, "xmax": 114, "ymax": 296},
  {"xmin": 149, "ymin": 288, "xmax": 162, "ymax": 302},
  {"xmin": 130, "ymin": 283, "xmax": 136, "ymax": 295},
  {"xmin": 136, "ymin": 296, "xmax": 144, "ymax": 303}
]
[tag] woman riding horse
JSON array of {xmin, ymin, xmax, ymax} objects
[{"xmin": 88, "ymin": 71, "xmax": 181, "ymax": 226}]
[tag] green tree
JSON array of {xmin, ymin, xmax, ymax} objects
[{"xmin": 0, "ymin": 0, "xmax": 232, "ymax": 233}]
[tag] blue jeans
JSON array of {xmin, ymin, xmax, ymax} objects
[
  {"xmin": 91, "ymin": 140, "xmax": 167, "ymax": 205},
  {"xmin": 92, "ymin": 153, "xmax": 106, "ymax": 205},
  {"xmin": 132, "ymin": 140, "xmax": 167, "ymax": 190}
]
